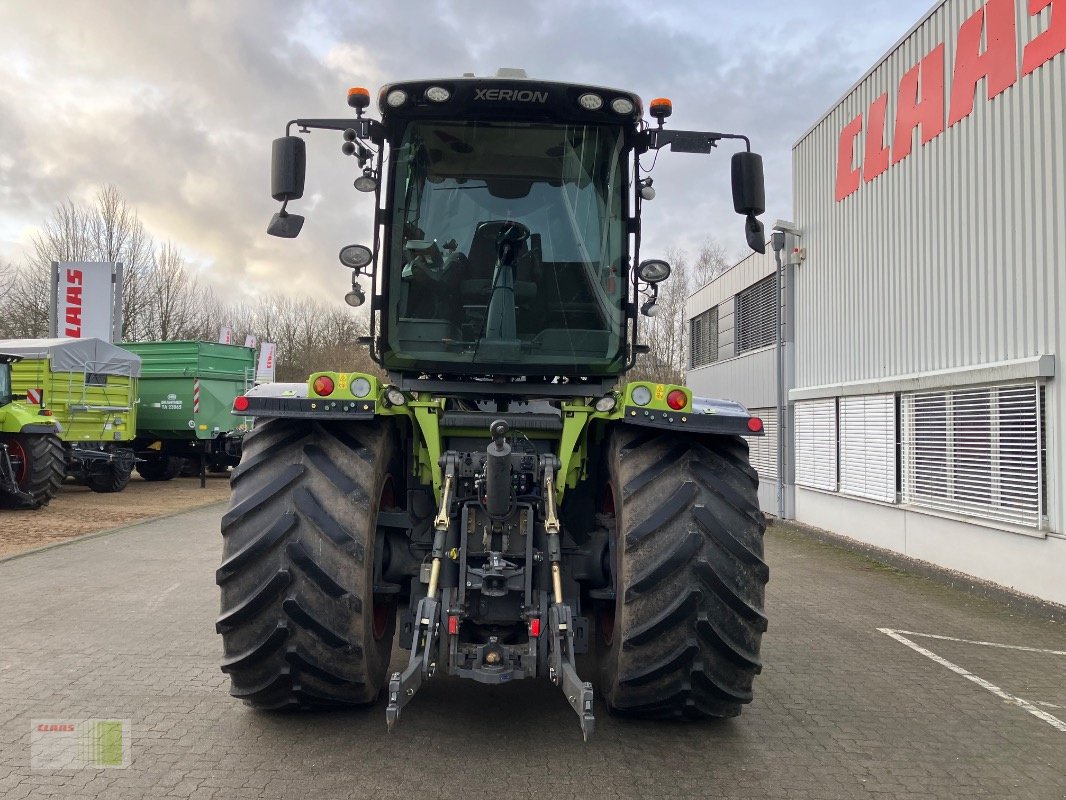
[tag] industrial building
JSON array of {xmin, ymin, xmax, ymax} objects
[{"xmin": 687, "ymin": 0, "xmax": 1066, "ymax": 604}]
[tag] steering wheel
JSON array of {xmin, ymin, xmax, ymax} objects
[{"xmin": 496, "ymin": 221, "xmax": 531, "ymax": 245}]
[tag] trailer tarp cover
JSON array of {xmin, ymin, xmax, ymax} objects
[{"xmin": 0, "ymin": 338, "xmax": 142, "ymax": 377}]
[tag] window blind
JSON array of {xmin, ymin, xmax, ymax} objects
[
  {"xmin": 901, "ymin": 383, "xmax": 1042, "ymax": 527},
  {"xmin": 795, "ymin": 398, "xmax": 837, "ymax": 491},
  {"xmin": 839, "ymin": 394, "xmax": 896, "ymax": 503}
]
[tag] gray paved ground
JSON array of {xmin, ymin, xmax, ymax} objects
[{"xmin": 1, "ymin": 507, "xmax": 1064, "ymax": 799}]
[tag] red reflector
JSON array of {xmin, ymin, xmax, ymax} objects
[
  {"xmin": 38, "ymin": 409, "xmax": 53, "ymax": 416},
  {"xmin": 666, "ymin": 389, "xmax": 687, "ymax": 410},
  {"xmin": 747, "ymin": 416, "xmax": 764, "ymax": 433},
  {"xmin": 233, "ymin": 396, "xmax": 250, "ymax": 412},
  {"xmin": 448, "ymin": 615, "xmax": 459, "ymax": 635},
  {"xmin": 312, "ymin": 375, "xmax": 335, "ymax": 396},
  {"xmin": 530, "ymin": 618, "xmax": 541, "ymax": 638}
]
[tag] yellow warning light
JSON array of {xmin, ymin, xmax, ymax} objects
[
  {"xmin": 347, "ymin": 87, "xmax": 370, "ymax": 110},
  {"xmin": 649, "ymin": 97, "xmax": 673, "ymax": 121}
]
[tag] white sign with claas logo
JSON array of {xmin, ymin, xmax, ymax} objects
[{"xmin": 49, "ymin": 262, "xmax": 122, "ymax": 342}]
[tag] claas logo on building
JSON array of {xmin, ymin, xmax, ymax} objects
[{"xmin": 835, "ymin": 0, "xmax": 1066, "ymax": 202}]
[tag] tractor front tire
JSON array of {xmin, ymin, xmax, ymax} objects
[
  {"xmin": 137, "ymin": 456, "xmax": 183, "ymax": 482},
  {"xmin": 599, "ymin": 428, "xmax": 768, "ymax": 719},
  {"xmin": 0, "ymin": 433, "xmax": 65, "ymax": 508},
  {"xmin": 84, "ymin": 462, "xmax": 133, "ymax": 493},
  {"xmin": 216, "ymin": 418, "xmax": 397, "ymax": 709}
]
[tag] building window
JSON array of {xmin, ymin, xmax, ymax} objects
[
  {"xmin": 839, "ymin": 394, "xmax": 896, "ymax": 503},
  {"xmin": 747, "ymin": 407, "xmax": 778, "ymax": 481},
  {"xmin": 901, "ymin": 383, "xmax": 1043, "ymax": 527},
  {"xmin": 735, "ymin": 275, "xmax": 777, "ymax": 355},
  {"xmin": 795, "ymin": 398, "xmax": 837, "ymax": 491},
  {"xmin": 689, "ymin": 306, "xmax": 718, "ymax": 368}
]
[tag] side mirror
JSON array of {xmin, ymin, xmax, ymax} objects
[
  {"xmin": 731, "ymin": 151, "xmax": 765, "ymax": 217},
  {"xmin": 267, "ymin": 211, "xmax": 305, "ymax": 238},
  {"xmin": 745, "ymin": 215, "xmax": 766, "ymax": 254},
  {"xmin": 271, "ymin": 136, "xmax": 306, "ymax": 201}
]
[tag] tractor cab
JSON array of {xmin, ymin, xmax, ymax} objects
[{"xmin": 267, "ymin": 69, "xmax": 766, "ymax": 384}]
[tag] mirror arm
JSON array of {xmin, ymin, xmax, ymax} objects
[
  {"xmin": 286, "ymin": 117, "xmax": 384, "ymax": 144},
  {"xmin": 641, "ymin": 129, "xmax": 751, "ymax": 154}
]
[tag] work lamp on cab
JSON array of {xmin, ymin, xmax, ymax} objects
[
  {"xmin": 631, "ymin": 386, "xmax": 652, "ymax": 406},
  {"xmin": 577, "ymin": 92, "xmax": 603, "ymax": 111},
  {"xmin": 635, "ymin": 259, "xmax": 671, "ymax": 283},
  {"xmin": 339, "ymin": 244, "xmax": 373, "ymax": 270},
  {"xmin": 610, "ymin": 97, "xmax": 634, "ymax": 115},
  {"xmin": 424, "ymin": 86, "xmax": 451, "ymax": 103},
  {"xmin": 386, "ymin": 89, "xmax": 408, "ymax": 108},
  {"xmin": 354, "ymin": 171, "xmax": 378, "ymax": 192}
]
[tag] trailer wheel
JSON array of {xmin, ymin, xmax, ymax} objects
[
  {"xmin": 84, "ymin": 462, "xmax": 133, "ymax": 493},
  {"xmin": 599, "ymin": 427, "xmax": 768, "ymax": 719},
  {"xmin": 0, "ymin": 433, "xmax": 65, "ymax": 508},
  {"xmin": 137, "ymin": 456, "xmax": 183, "ymax": 482},
  {"xmin": 216, "ymin": 417, "xmax": 398, "ymax": 709}
]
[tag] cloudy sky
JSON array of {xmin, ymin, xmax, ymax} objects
[{"xmin": 0, "ymin": 0, "xmax": 933, "ymax": 303}]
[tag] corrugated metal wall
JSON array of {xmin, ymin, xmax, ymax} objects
[
  {"xmin": 793, "ymin": 0, "xmax": 1066, "ymax": 531},
  {"xmin": 686, "ymin": 246, "xmax": 780, "ymax": 409}
]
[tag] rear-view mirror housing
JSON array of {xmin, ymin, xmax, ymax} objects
[
  {"xmin": 271, "ymin": 136, "xmax": 306, "ymax": 202},
  {"xmin": 731, "ymin": 151, "xmax": 765, "ymax": 217}
]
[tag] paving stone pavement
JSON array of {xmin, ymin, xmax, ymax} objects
[{"xmin": 1, "ymin": 506, "xmax": 1064, "ymax": 799}]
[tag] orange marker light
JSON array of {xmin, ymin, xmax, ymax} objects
[
  {"xmin": 650, "ymin": 97, "xmax": 673, "ymax": 120},
  {"xmin": 347, "ymin": 86, "xmax": 370, "ymax": 110}
]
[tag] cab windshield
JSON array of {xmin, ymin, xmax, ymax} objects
[{"xmin": 384, "ymin": 120, "xmax": 626, "ymax": 375}]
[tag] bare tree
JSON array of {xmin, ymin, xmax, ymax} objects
[
  {"xmin": 87, "ymin": 186, "xmax": 155, "ymax": 339},
  {"xmin": 28, "ymin": 185, "xmax": 155, "ymax": 339},
  {"xmin": 691, "ymin": 237, "xmax": 731, "ymax": 288},
  {"xmin": 145, "ymin": 241, "xmax": 203, "ymax": 340},
  {"xmin": 0, "ymin": 262, "xmax": 51, "ymax": 338}
]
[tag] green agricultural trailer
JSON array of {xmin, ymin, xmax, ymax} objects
[
  {"xmin": 218, "ymin": 71, "xmax": 770, "ymax": 740},
  {"xmin": 0, "ymin": 353, "xmax": 64, "ymax": 508},
  {"xmin": 121, "ymin": 341, "xmax": 255, "ymax": 481},
  {"xmin": 0, "ymin": 338, "xmax": 140, "ymax": 493}
]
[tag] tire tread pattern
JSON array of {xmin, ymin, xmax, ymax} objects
[
  {"xmin": 216, "ymin": 418, "xmax": 395, "ymax": 709},
  {"xmin": 602, "ymin": 427, "xmax": 768, "ymax": 720}
]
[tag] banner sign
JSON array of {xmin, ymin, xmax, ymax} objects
[
  {"xmin": 52, "ymin": 262, "xmax": 119, "ymax": 341},
  {"xmin": 244, "ymin": 335, "xmax": 257, "ymax": 349},
  {"xmin": 218, "ymin": 326, "xmax": 234, "ymax": 345},
  {"xmin": 255, "ymin": 343, "xmax": 276, "ymax": 384}
]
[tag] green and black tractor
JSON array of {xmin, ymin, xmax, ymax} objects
[
  {"xmin": 218, "ymin": 70, "xmax": 769, "ymax": 739},
  {"xmin": 0, "ymin": 353, "xmax": 64, "ymax": 509}
]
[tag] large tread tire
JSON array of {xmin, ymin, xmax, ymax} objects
[
  {"xmin": 137, "ymin": 456, "xmax": 183, "ymax": 482},
  {"xmin": 216, "ymin": 417, "xmax": 397, "ymax": 709},
  {"xmin": 0, "ymin": 434, "xmax": 65, "ymax": 508},
  {"xmin": 84, "ymin": 462, "xmax": 133, "ymax": 493},
  {"xmin": 599, "ymin": 427, "xmax": 768, "ymax": 720}
]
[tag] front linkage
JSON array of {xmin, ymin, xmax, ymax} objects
[{"xmin": 387, "ymin": 431, "xmax": 594, "ymax": 739}]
